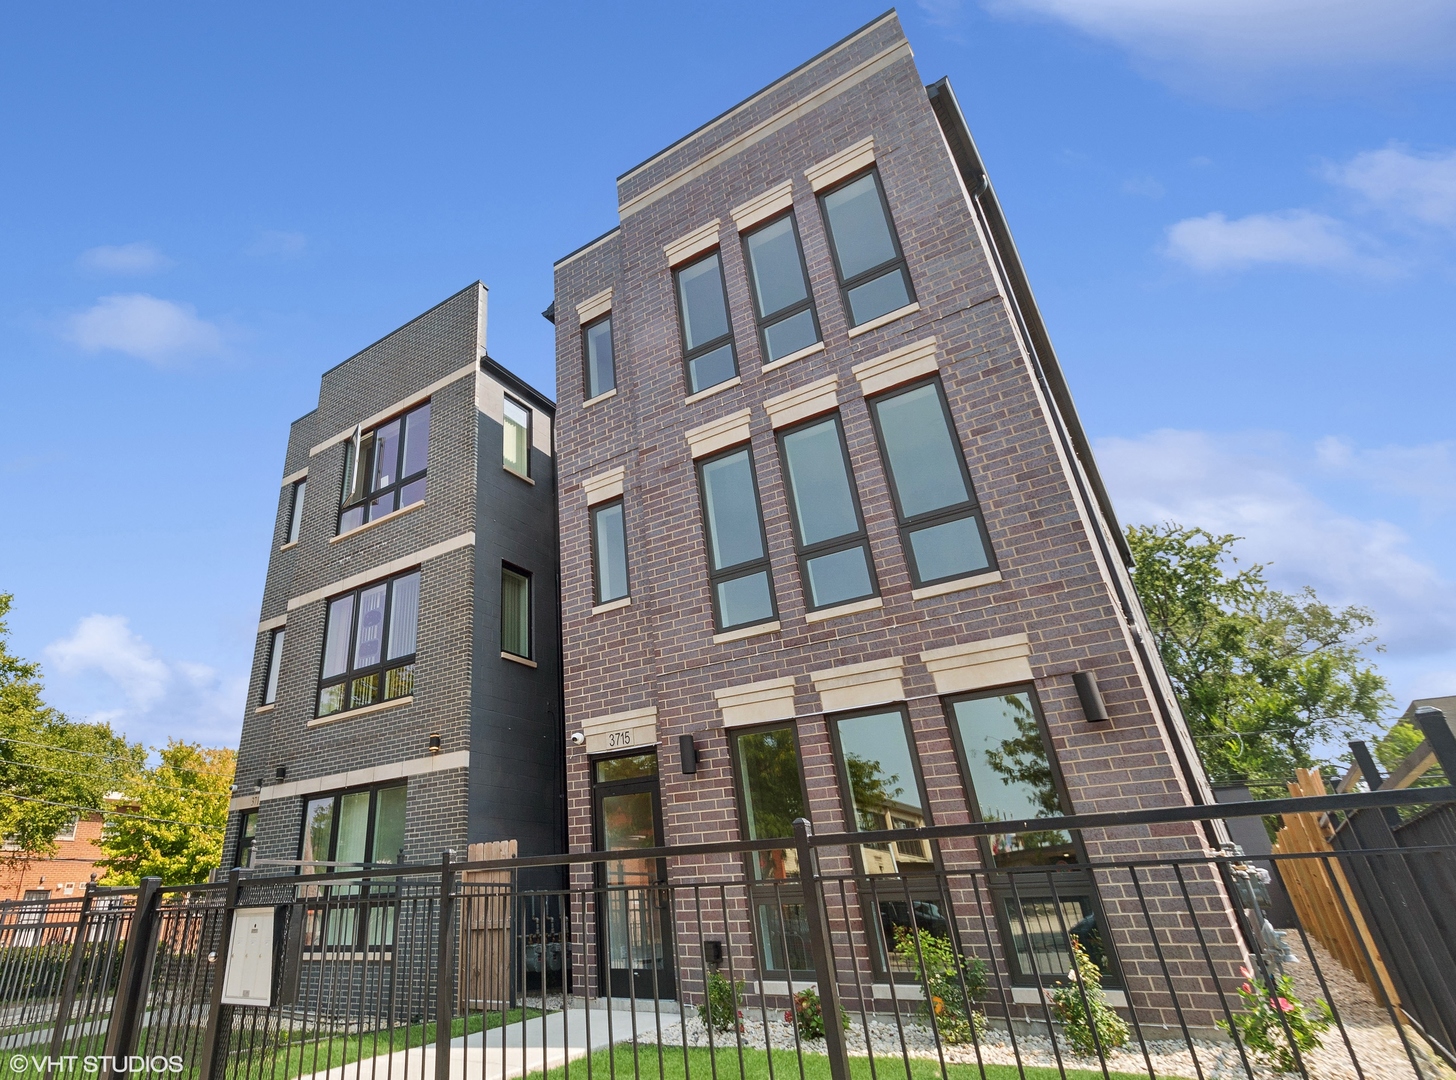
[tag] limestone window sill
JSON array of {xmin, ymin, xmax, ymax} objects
[
  {"xmin": 329, "ymin": 499, "xmax": 425, "ymax": 543},
  {"xmin": 254, "ymin": 703, "xmax": 276, "ymax": 714},
  {"xmin": 583, "ymin": 387, "xmax": 618, "ymax": 408},
  {"xmin": 279, "ymin": 540, "xmax": 298, "ymax": 551},
  {"xmin": 307, "ymin": 695, "xmax": 413, "ymax": 728},
  {"xmin": 505, "ymin": 468, "xmax": 535, "ymax": 485},
  {"xmin": 804, "ymin": 596, "xmax": 883, "ymax": 623},
  {"xmin": 592, "ymin": 597, "xmax": 632, "ymax": 615},
  {"xmin": 713, "ymin": 620, "xmax": 781, "ymax": 645},
  {"xmin": 502, "ymin": 651, "xmax": 538, "ymax": 668},
  {"xmin": 684, "ymin": 376, "xmax": 741, "ymax": 405},
  {"xmin": 760, "ymin": 341, "xmax": 825, "ymax": 374},
  {"xmin": 846, "ymin": 302, "xmax": 920, "ymax": 338},
  {"xmin": 910, "ymin": 570, "xmax": 1003, "ymax": 601}
]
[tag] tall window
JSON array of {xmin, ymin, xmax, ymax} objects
[
  {"xmin": 340, "ymin": 402, "xmax": 430, "ymax": 534},
  {"xmin": 235, "ymin": 811, "xmax": 257, "ymax": 869},
  {"xmin": 261, "ymin": 628, "xmax": 285, "ymax": 706},
  {"xmin": 697, "ymin": 447, "xmax": 775, "ymax": 632},
  {"xmin": 592, "ymin": 500, "xmax": 629, "ymax": 605},
  {"xmin": 868, "ymin": 379, "xmax": 994, "ymax": 587},
  {"xmin": 731, "ymin": 724, "xmax": 812, "ymax": 975},
  {"xmin": 300, "ymin": 784, "xmax": 407, "ymax": 871},
  {"xmin": 317, "ymin": 570, "xmax": 420, "ymax": 717},
  {"xmin": 777, "ymin": 414, "xmax": 876, "ymax": 610},
  {"xmin": 501, "ymin": 565, "xmax": 532, "ymax": 659},
  {"xmin": 675, "ymin": 250, "xmax": 737, "ymax": 394},
  {"xmin": 583, "ymin": 315, "xmax": 616, "ymax": 399},
  {"xmin": 742, "ymin": 213, "xmax": 820, "ymax": 364},
  {"xmin": 819, "ymin": 169, "xmax": 914, "ymax": 327},
  {"xmin": 503, "ymin": 397, "xmax": 531, "ymax": 477},
  {"xmin": 286, "ymin": 479, "xmax": 306, "ymax": 544}
]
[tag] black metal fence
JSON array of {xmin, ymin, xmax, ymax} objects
[{"xmin": 4, "ymin": 785, "xmax": 1455, "ymax": 1080}]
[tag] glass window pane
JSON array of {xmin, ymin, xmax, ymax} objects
[
  {"xmin": 351, "ymin": 673, "xmax": 378, "ymax": 708},
  {"xmin": 762, "ymin": 309, "xmax": 818, "ymax": 363},
  {"xmin": 688, "ymin": 343, "xmax": 736, "ymax": 395},
  {"xmin": 745, "ymin": 217, "xmax": 809, "ymax": 317},
  {"xmin": 781, "ymin": 419, "xmax": 858, "ymax": 546},
  {"xmin": 804, "ymin": 547, "xmax": 873, "ymax": 609},
  {"xmin": 595, "ymin": 753, "xmax": 658, "ymax": 782},
  {"xmin": 263, "ymin": 629, "xmax": 284, "ymax": 705},
  {"xmin": 335, "ymin": 791, "xmax": 371, "ymax": 867},
  {"xmin": 372, "ymin": 419, "xmax": 401, "ymax": 491},
  {"xmin": 502, "ymin": 567, "xmax": 530, "ymax": 657},
  {"xmin": 384, "ymin": 664, "xmax": 414, "ymax": 699},
  {"xmin": 823, "ymin": 173, "xmax": 898, "ymax": 280},
  {"xmin": 835, "ymin": 711, "xmax": 925, "ymax": 874},
  {"xmin": 950, "ymin": 692, "xmax": 1073, "ymax": 866},
  {"xmin": 504, "ymin": 399, "xmax": 530, "ymax": 476},
  {"xmin": 399, "ymin": 477, "xmax": 426, "ymax": 508},
  {"xmin": 353, "ymin": 584, "xmax": 387, "ymax": 669},
  {"xmin": 339, "ymin": 505, "xmax": 364, "ymax": 533},
  {"xmin": 287, "ymin": 480, "xmax": 306, "ymax": 544},
  {"xmin": 301, "ymin": 797, "xmax": 334, "ymax": 872},
  {"xmin": 756, "ymin": 900, "xmax": 813, "ymax": 974},
  {"xmin": 1003, "ymin": 896, "xmax": 1097, "ymax": 978},
  {"xmin": 402, "ymin": 403, "xmax": 430, "ymax": 478},
  {"xmin": 875, "ymin": 384, "xmax": 971, "ymax": 518},
  {"xmin": 736, "ymin": 726, "xmax": 804, "ymax": 879},
  {"xmin": 368, "ymin": 492, "xmax": 395, "ymax": 521},
  {"xmin": 387, "ymin": 572, "xmax": 420, "ymax": 659},
  {"xmin": 716, "ymin": 572, "xmax": 774, "ymax": 629},
  {"xmin": 677, "ymin": 253, "xmax": 730, "ymax": 350},
  {"xmin": 322, "ymin": 595, "xmax": 354, "ymax": 678},
  {"xmin": 700, "ymin": 450, "xmax": 764, "ymax": 570},
  {"xmin": 317, "ymin": 684, "xmax": 345, "ymax": 716},
  {"xmin": 371, "ymin": 786, "xmax": 407, "ymax": 865},
  {"xmin": 586, "ymin": 318, "xmax": 615, "ymax": 398},
  {"xmin": 593, "ymin": 502, "xmax": 629, "ymax": 603},
  {"xmin": 846, "ymin": 268, "xmax": 911, "ymax": 325},
  {"xmin": 908, "ymin": 516, "xmax": 989, "ymax": 583}
]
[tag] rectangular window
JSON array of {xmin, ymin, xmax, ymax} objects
[
  {"xmin": 868, "ymin": 379, "xmax": 994, "ymax": 587},
  {"xmin": 583, "ymin": 314, "xmax": 616, "ymax": 399},
  {"xmin": 339, "ymin": 402, "xmax": 430, "ymax": 534},
  {"xmin": 696, "ymin": 447, "xmax": 776, "ymax": 632},
  {"xmin": 742, "ymin": 213, "xmax": 820, "ymax": 364},
  {"xmin": 300, "ymin": 784, "xmax": 406, "ymax": 871},
  {"xmin": 262, "ymin": 628, "xmax": 285, "ymax": 705},
  {"xmin": 235, "ymin": 811, "xmax": 257, "ymax": 869},
  {"xmin": 777, "ymin": 414, "xmax": 876, "ymax": 610},
  {"xmin": 286, "ymin": 479, "xmax": 306, "ymax": 544},
  {"xmin": 316, "ymin": 570, "xmax": 419, "ymax": 717},
  {"xmin": 55, "ymin": 817, "xmax": 79, "ymax": 842},
  {"xmin": 503, "ymin": 397, "xmax": 531, "ymax": 477},
  {"xmin": 501, "ymin": 565, "xmax": 531, "ymax": 659},
  {"xmin": 819, "ymin": 168, "xmax": 914, "ymax": 326},
  {"xmin": 592, "ymin": 500, "xmax": 629, "ymax": 605},
  {"xmin": 675, "ymin": 250, "xmax": 738, "ymax": 394}
]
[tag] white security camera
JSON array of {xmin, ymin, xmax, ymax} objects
[{"xmin": 570, "ymin": 731, "xmax": 586, "ymax": 746}]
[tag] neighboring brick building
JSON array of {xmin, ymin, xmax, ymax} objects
[
  {"xmin": 1, "ymin": 812, "xmax": 105, "ymax": 901},
  {"xmin": 227, "ymin": 284, "xmax": 564, "ymax": 889},
  {"xmin": 550, "ymin": 12, "xmax": 1238, "ymax": 1023}
]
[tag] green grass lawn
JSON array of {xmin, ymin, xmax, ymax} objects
[{"xmin": 531, "ymin": 1044, "xmax": 1152, "ymax": 1080}]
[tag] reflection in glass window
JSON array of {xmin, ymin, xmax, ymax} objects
[
  {"xmin": 316, "ymin": 571, "xmax": 420, "ymax": 718},
  {"xmin": 734, "ymin": 725, "xmax": 804, "ymax": 881},
  {"xmin": 675, "ymin": 251, "xmax": 738, "ymax": 394},
  {"xmin": 698, "ymin": 448, "xmax": 775, "ymax": 631},
  {"xmin": 296, "ymin": 783, "xmax": 407, "ymax": 950},
  {"xmin": 261, "ymin": 628, "xmax": 285, "ymax": 706},
  {"xmin": 584, "ymin": 315, "xmax": 616, "ymax": 399},
  {"xmin": 1002, "ymin": 895, "xmax": 1099, "ymax": 980},
  {"xmin": 339, "ymin": 402, "xmax": 430, "ymax": 534},
  {"xmin": 743, "ymin": 214, "xmax": 820, "ymax": 364},
  {"xmin": 592, "ymin": 500, "xmax": 629, "ymax": 605},
  {"xmin": 948, "ymin": 690, "xmax": 1073, "ymax": 866},
  {"xmin": 501, "ymin": 565, "xmax": 531, "ymax": 659},
  {"xmin": 778, "ymin": 415, "xmax": 876, "ymax": 610},
  {"xmin": 286, "ymin": 479, "xmax": 306, "ymax": 544},
  {"xmin": 503, "ymin": 397, "xmax": 531, "ymax": 477},
  {"xmin": 819, "ymin": 170, "xmax": 914, "ymax": 326},
  {"xmin": 235, "ymin": 811, "xmax": 257, "ymax": 869},
  {"xmin": 595, "ymin": 753, "xmax": 658, "ymax": 783},
  {"xmin": 832, "ymin": 710, "xmax": 931, "ymax": 874}
]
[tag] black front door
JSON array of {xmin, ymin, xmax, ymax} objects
[{"xmin": 593, "ymin": 752, "xmax": 675, "ymax": 998}]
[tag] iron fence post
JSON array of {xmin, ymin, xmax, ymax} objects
[
  {"xmin": 435, "ymin": 851, "xmax": 458, "ymax": 1080},
  {"xmin": 197, "ymin": 869, "xmax": 242, "ymax": 1080},
  {"xmin": 792, "ymin": 818, "xmax": 851, "ymax": 1080},
  {"xmin": 101, "ymin": 877, "xmax": 162, "ymax": 1080},
  {"xmin": 1414, "ymin": 707, "xmax": 1456, "ymax": 779},
  {"xmin": 46, "ymin": 882, "xmax": 97, "ymax": 1073}
]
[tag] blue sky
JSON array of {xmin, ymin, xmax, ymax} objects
[{"xmin": 2, "ymin": 1, "xmax": 1453, "ymax": 751}]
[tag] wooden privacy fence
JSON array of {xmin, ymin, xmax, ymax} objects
[
  {"xmin": 1270, "ymin": 768, "xmax": 1401, "ymax": 1007},
  {"xmin": 459, "ymin": 838, "xmax": 515, "ymax": 1011}
]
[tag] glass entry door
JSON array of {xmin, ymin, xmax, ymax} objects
[{"xmin": 594, "ymin": 753, "xmax": 675, "ymax": 999}]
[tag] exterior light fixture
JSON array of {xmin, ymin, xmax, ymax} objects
[
  {"xmin": 1073, "ymin": 671, "xmax": 1110, "ymax": 723},
  {"xmin": 679, "ymin": 734, "xmax": 699, "ymax": 774},
  {"xmin": 428, "ymin": 733, "xmax": 442, "ymax": 754}
]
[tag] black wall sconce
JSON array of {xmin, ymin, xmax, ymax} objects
[
  {"xmin": 679, "ymin": 734, "xmax": 699, "ymax": 775},
  {"xmin": 428, "ymin": 733, "xmax": 442, "ymax": 754},
  {"xmin": 1073, "ymin": 671, "xmax": 1110, "ymax": 723},
  {"xmin": 274, "ymin": 765, "xmax": 287, "ymax": 782}
]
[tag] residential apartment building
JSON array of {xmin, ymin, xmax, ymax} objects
[
  {"xmin": 550, "ymin": 12, "xmax": 1231, "ymax": 1019},
  {"xmin": 226, "ymin": 284, "xmax": 564, "ymax": 888},
  {"xmin": 1, "ymin": 811, "xmax": 106, "ymax": 901}
]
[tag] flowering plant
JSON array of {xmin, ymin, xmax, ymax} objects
[
  {"xmin": 891, "ymin": 926, "xmax": 987, "ymax": 1043},
  {"xmin": 1049, "ymin": 936, "xmax": 1129, "ymax": 1056},
  {"xmin": 698, "ymin": 969, "xmax": 746, "ymax": 1033},
  {"xmin": 1219, "ymin": 966, "xmax": 1332, "ymax": 1074},
  {"xmin": 781, "ymin": 986, "xmax": 848, "ymax": 1039}
]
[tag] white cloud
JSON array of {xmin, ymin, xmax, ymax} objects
[
  {"xmin": 45, "ymin": 615, "xmax": 245, "ymax": 746},
  {"xmin": 247, "ymin": 230, "xmax": 308, "ymax": 259},
  {"xmin": 66, "ymin": 293, "xmax": 223, "ymax": 365},
  {"xmin": 1163, "ymin": 211, "xmax": 1362, "ymax": 272},
  {"xmin": 1326, "ymin": 145, "xmax": 1456, "ymax": 229},
  {"xmin": 1315, "ymin": 436, "xmax": 1456, "ymax": 516},
  {"xmin": 77, "ymin": 242, "xmax": 173, "ymax": 275},
  {"xmin": 982, "ymin": 0, "xmax": 1456, "ymax": 96}
]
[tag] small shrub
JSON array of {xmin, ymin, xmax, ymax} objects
[
  {"xmin": 698, "ymin": 969, "xmax": 745, "ymax": 1033},
  {"xmin": 891, "ymin": 926, "xmax": 987, "ymax": 1044},
  {"xmin": 1050, "ymin": 936, "xmax": 1129, "ymax": 1057},
  {"xmin": 1219, "ymin": 966, "xmax": 1332, "ymax": 1074},
  {"xmin": 782, "ymin": 986, "xmax": 849, "ymax": 1039}
]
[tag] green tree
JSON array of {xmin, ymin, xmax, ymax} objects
[
  {"xmin": 1127, "ymin": 524, "xmax": 1390, "ymax": 786},
  {"xmin": 0, "ymin": 593, "xmax": 141, "ymax": 869},
  {"xmin": 98, "ymin": 740, "xmax": 235, "ymax": 885}
]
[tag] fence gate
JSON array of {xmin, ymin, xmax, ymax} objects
[{"xmin": 459, "ymin": 838, "xmax": 515, "ymax": 1011}]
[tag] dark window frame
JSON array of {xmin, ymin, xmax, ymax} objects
[
  {"xmin": 295, "ymin": 781, "xmax": 408, "ymax": 872},
  {"xmin": 235, "ymin": 810, "xmax": 257, "ymax": 869},
  {"xmin": 673, "ymin": 249, "xmax": 739, "ymax": 395},
  {"xmin": 866, "ymin": 376, "xmax": 998, "ymax": 587},
  {"xmin": 817, "ymin": 166, "xmax": 916, "ymax": 326},
  {"xmin": 775, "ymin": 412, "xmax": 879, "ymax": 612},
  {"xmin": 694, "ymin": 444, "xmax": 778, "ymax": 633},
  {"xmin": 338, "ymin": 402, "xmax": 430, "ymax": 534},
  {"xmin": 501, "ymin": 563, "xmax": 533, "ymax": 660},
  {"xmin": 740, "ymin": 210, "xmax": 821, "ymax": 365},
  {"xmin": 590, "ymin": 498, "xmax": 630, "ymax": 606},
  {"xmin": 826, "ymin": 705, "xmax": 938, "ymax": 874},
  {"xmin": 261, "ymin": 627, "xmax": 285, "ymax": 706},
  {"xmin": 503, "ymin": 395, "xmax": 532, "ymax": 479},
  {"xmin": 315, "ymin": 569, "xmax": 420, "ymax": 718},
  {"xmin": 295, "ymin": 781, "xmax": 407, "ymax": 955},
  {"xmin": 286, "ymin": 479, "xmax": 306, "ymax": 545},
  {"xmin": 581, "ymin": 313, "xmax": 616, "ymax": 401}
]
